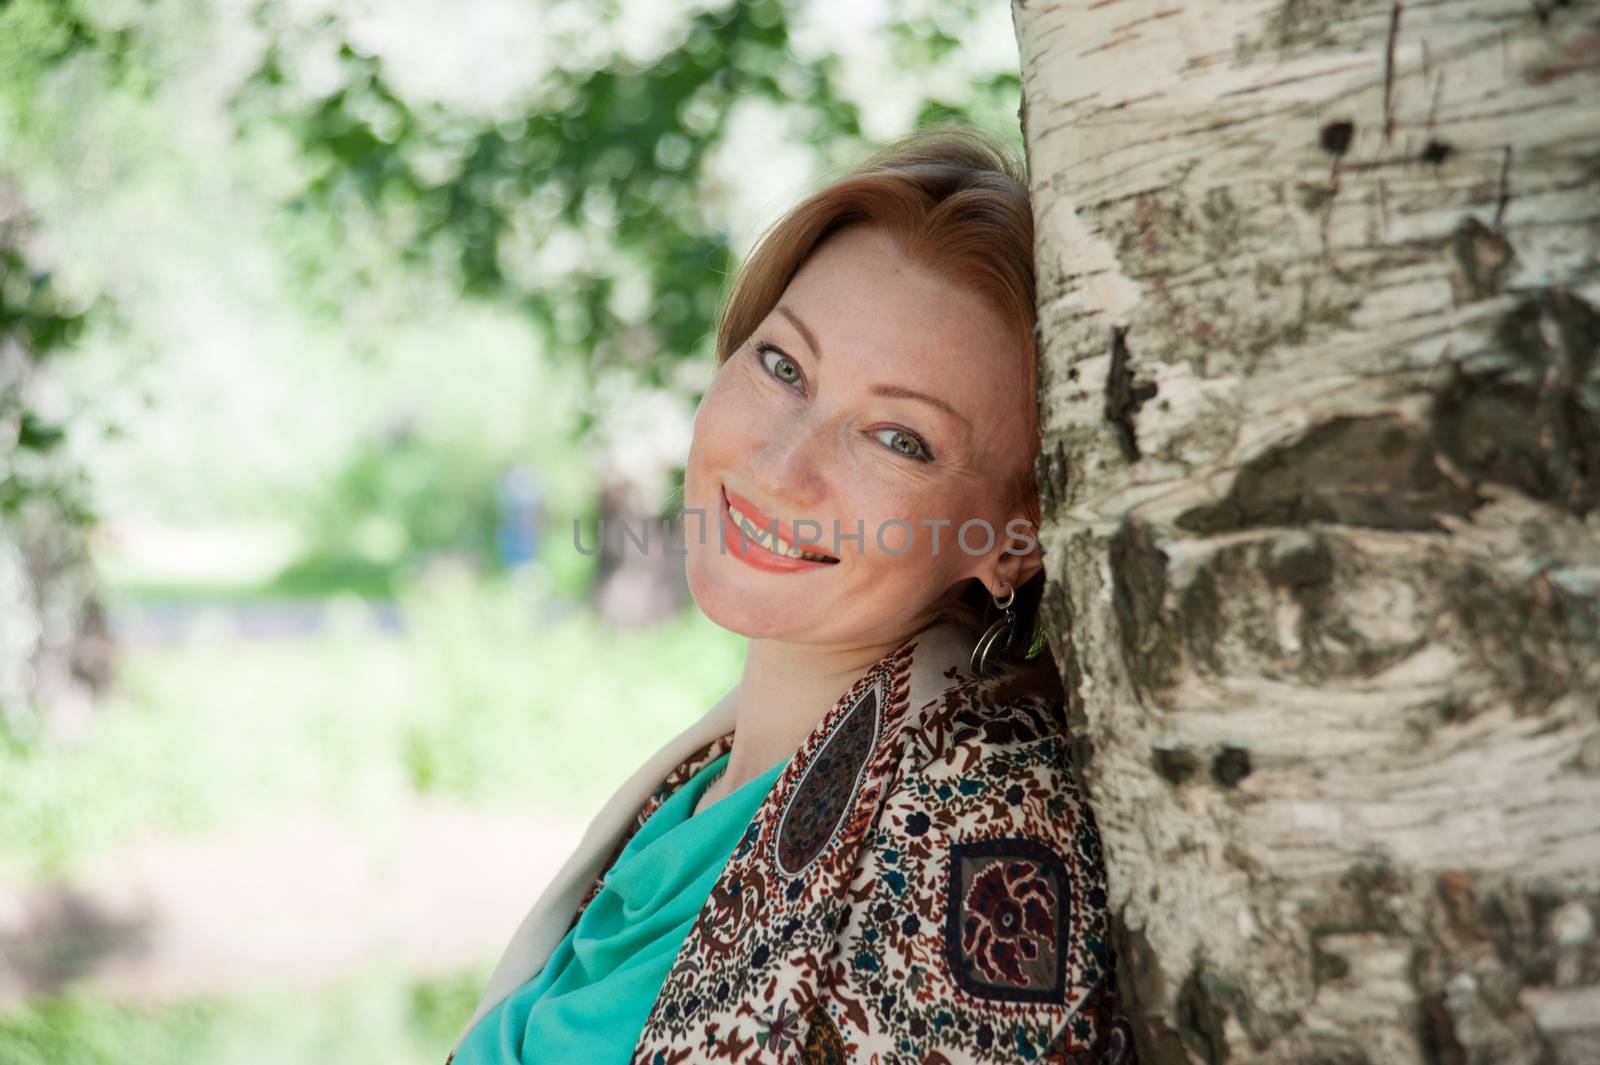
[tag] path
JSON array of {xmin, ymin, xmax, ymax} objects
[{"xmin": 0, "ymin": 799, "xmax": 585, "ymax": 1008}]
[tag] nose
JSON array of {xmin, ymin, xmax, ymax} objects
[{"xmin": 749, "ymin": 412, "xmax": 827, "ymax": 509}]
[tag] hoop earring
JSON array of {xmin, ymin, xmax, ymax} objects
[{"xmin": 969, "ymin": 584, "xmax": 1017, "ymax": 677}]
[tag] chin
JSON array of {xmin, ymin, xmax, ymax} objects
[
  {"xmin": 684, "ymin": 556, "xmax": 819, "ymax": 639},
  {"xmin": 686, "ymin": 558, "xmax": 794, "ymax": 639}
]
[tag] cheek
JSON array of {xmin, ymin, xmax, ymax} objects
[
  {"xmin": 697, "ymin": 368, "xmax": 772, "ymax": 448},
  {"xmin": 689, "ymin": 372, "xmax": 756, "ymax": 478},
  {"xmin": 844, "ymin": 483, "xmax": 979, "ymax": 567}
]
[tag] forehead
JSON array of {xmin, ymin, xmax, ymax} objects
[{"xmin": 775, "ymin": 227, "xmax": 1029, "ymax": 428}]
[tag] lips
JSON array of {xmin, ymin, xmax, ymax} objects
[{"xmin": 721, "ymin": 485, "xmax": 840, "ymax": 563}]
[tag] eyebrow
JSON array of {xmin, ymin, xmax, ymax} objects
[{"xmin": 775, "ymin": 304, "xmax": 971, "ymax": 429}]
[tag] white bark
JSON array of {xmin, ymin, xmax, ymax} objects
[{"xmin": 1013, "ymin": 1, "xmax": 1600, "ymax": 1062}]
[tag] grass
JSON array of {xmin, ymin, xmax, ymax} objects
[
  {"xmin": 0, "ymin": 571, "xmax": 745, "ymax": 881},
  {"xmin": 0, "ymin": 572, "xmax": 745, "ymax": 1061},
  {"xmin": 0, "ymin": 963, "xmax": 488, "ymax": 1065}
]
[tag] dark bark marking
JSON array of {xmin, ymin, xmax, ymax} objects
[
  {"xmin": 1433, "ymin": 288, "xmax": 1600, "ymax": 517},
  {"xmin": 1104, "ymin": 325, "xmax": 1158, "ymax": 462},
  {"xmin": 1113, "ymin": 921, "xmax": 1181, "ymax": 1065},
  {"xmin": 1525, "ymin": 25, "xmax": 1600, "ymax": 82},
  {"xmin": 1382, "ymin": 2, "xmax": 1403, "ymax": 143},
  {"xmin": 1433, "ymin": 870, "xmax": 1484, "ymax": 940},
  {"xmin": 1332, "ymin": 854, "xmax": 1403, "ymax": 936},
  {"xmin": 1447, "ymin": 560, "xmax": 1600, "ymax": 710},
  {"xmin": 1211, "ymin": 745, "xmax": 1253, "ymax": 788},
  {"xmin": 1260, "ymin": 0, "xmax": 1361, "ymax": 55},
  {"xmin": 1425, "ymin": 60, "xmax": 1444, "ymax": 132},
  {"xmin": 1319, "ymin": 119, "xmax": 1355, "ymax": 156},
  {"xmin": 1417, "ymin": 876, "xmax": 1600, "ymax": 1061},
  {"xmin": 1176, "ymin": 967, "xmax": 1233, "ymax": 1064},
  {"xmin": 1152, "ymin": 745, "xmax": 1199, "ymax": 785},
  {"xmin": 1419, "ymin": 138, "xmax": 1454, "ymax": 165},
  {"xmin": 1297, "ymin": 181, "xmax": 1334, "ymax": 213},
  {"xmin": 1174, "ymin": 537, "xmax": 1425, "ymax": 685},
  {"xmin": 1435, "ymin": 695, "xmax": 1471, "ymax": 724},
  {"xmin": 1109, "ymin": 518, "xmax": 1180, "ymax": 692},
  {"xmin": 1175, "ymin": 416, "xmax": 1481, "ymax": 534},
  {"xmin": 1305, "ymin": 892, "xmax": 1395, "ymax": 954},
  {"xmin": 1177, "ymin": 562, "xmax": 1226, "ymax": 678},
  {"xmin": 1449, "ymin": 216, "xmax": 1515, "ymax": 300},
  {"xmin": 1419, "ymin": 992, "xmax": 1467, "ymax": 1065},
  {"xmin": 1493, "ymin": 146, "xmax": 1512, "ymax": 227},
  {"xmin": 1310, "ymin": 937, "xmax": 1353, "ymax": 986},
  {"xmin": 1337, "ymin": 153, "xmax": 1449, "ymax": 173},
  {"xmin": 1038, "ymin": 577, "xmax": 1088, "ymax": 725},
  {"xmin": 1219, "ymin": 58, "xmax": 1372, "ymax": 97},
  {"xmin": 1034, "ymin": 439, "xmax": 1071, "ymax": 517},
  {"xmin": 1267, "ymin": 535, "xmax": 1333, "ymax": 590},
  {"xmin": 1110, "ymin": 6, "xmax": 1183, "ymax": 34},
  {"xmin": 1317, "ymin": 126, "xmax": 1348, "ymax": 263}
]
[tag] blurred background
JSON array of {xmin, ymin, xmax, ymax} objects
[{"xmin": 0, "ymin": 0, "xmax": 1021, "ymax": 1060}]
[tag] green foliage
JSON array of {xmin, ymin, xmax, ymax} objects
[
  {"xmin": 0, "ymin": 244, "xmax": 94, "ymax": 523},
  {"xmin": 392, "ymin": 578, "xmax": 743, "ymax": 804},
  {"xmin": 268, "ymin": 428, "xmax": 505, "ymax": 598},
  {"xmin": 0, "ymin": 0, "xmax": 97, "ymax": 101},
  {"xmin": 231, "ymin": 0, "xmax": 1018, "ymax": 427},
  {"xmin": 0, "ymin": 0, "xmax": 142, "ymax": 739},
  {"xmin": 0, "ymin": 964, "xmax": 489, "ymax": 1064},
  {"xmin": 0, "ymin": 0, "xmax": 144, "ymax": 136},
  {"xmin": 0, "ymin": 580, "xmax": 744, "ymax": 879},
  {"xmin": 233, "ymin": 0, "xmax": 837, "ymax": 401},
  {"xmin": 1, "ymin": 203, "xmax": 106, "ymax": 743}
]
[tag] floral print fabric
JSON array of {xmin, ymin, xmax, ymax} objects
[{"xmin": 566, "ymin": 640, "xmax": 1137, "ymax": 1065}]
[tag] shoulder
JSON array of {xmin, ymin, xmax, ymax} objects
[
  {"xmin": 903, "ymin": 657, "xmax": 1077, "ymax": 779},
  {"xmin": 889, "ymin": 663, "xmax": 1103, "ymax": 920},
  {"xmin": 826, "ymin": 663, "xmax": 1136, "ymax": 1062}
]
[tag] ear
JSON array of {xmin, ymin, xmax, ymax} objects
[{"xmin": 978, "ymin": 514, "xmax": 1044, "ymax": 599}]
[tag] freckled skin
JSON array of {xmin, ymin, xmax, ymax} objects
[{"xmin": 683, "ymin": 224, "xmax": 1043, "ymax": 648}]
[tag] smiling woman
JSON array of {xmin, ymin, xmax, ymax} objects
[
  {"xmin": 687, "ymin": 223, "xmax": 1041, "ymax": 659},
  {"xmin": 707, "ymin": 133, "xmax": 1052, "ymax": 666},
  {"xmin": 448, "ymin": 128, "xmax": 1137, "ymax": 1065}
]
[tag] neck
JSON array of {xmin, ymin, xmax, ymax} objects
[{"xmin": 711, "ymin": 622, "xmax": 926, "ymax": 802}]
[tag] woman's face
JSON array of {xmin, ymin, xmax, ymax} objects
[{"xmin": 682, "ymin": 224, "xmax": 1042, "ymax": 647}]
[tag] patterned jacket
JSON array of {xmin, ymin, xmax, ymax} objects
[{"xmin": 448, "ymin": 620, "xmax": 1137, "ymax": 1065}]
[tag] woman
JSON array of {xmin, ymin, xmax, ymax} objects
[{"xmin": 448, "ymin": 128, "xmax": 1136, "ymax": 1065}]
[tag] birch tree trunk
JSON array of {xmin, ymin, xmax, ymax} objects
[{"xmin": 1013, "ymin": 2, "xmax": 1600, "ymax": 1062}]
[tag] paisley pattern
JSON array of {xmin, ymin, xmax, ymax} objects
[
  {"xmin": 775, "ymin": 683, "xmax": 879, "ymax": 875},
  {"xmin": 608, "ymin": 648, "xmax": 1140, "ymax": 1065},
  {"xmin": 798, "ymin": 1003, "xmax": 847, "ymax": 1064}
]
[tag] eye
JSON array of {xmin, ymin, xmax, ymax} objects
[
  {"xmin": 874, "ymin": 427, "xmax": 935, "ymax": 463},
  {"xmin": 755, "ymin": 343, "xmax": 803, "ymax": 389},
  {"xmin": 753, "ymin": 340, "xmax": 934, "ymax": 463}
]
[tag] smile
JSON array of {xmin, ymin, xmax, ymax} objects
[{"xmin": 720, "ymin": 486, "xmax": 840, "ymax": 569}]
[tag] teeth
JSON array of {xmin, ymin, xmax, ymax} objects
[{"xmin": 727, "ymin": 501, "xmax": 834, "ymax": 562}]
